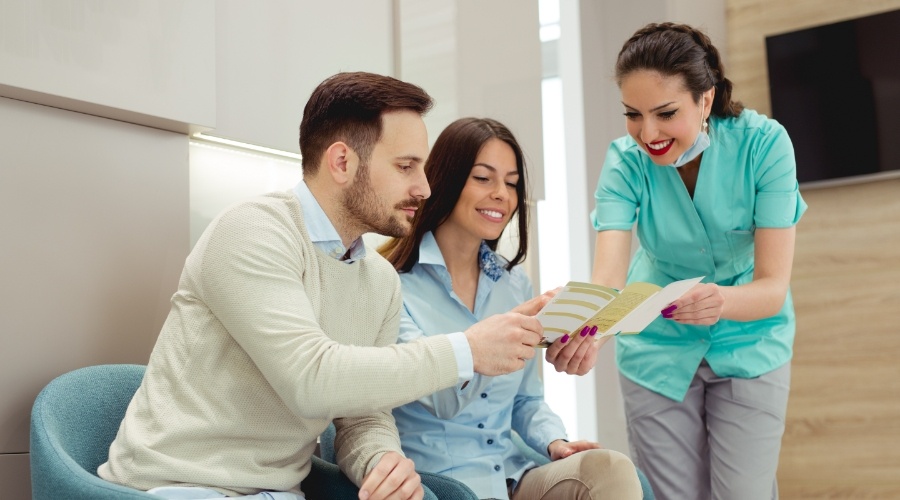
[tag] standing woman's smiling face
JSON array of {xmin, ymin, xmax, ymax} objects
[{"xmin": 620, "ymin": 69, "xmax": 712, "ymax": 166}]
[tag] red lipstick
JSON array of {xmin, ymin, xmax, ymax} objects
[{"xmin": 645, "ymin": 139, "xmax": 674, "ymax": 156}]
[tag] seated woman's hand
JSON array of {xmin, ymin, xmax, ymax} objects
[
  {"xmin": 544, "ymin": 326, "xmax": 608, "ymax": 375},
  {"xmin": 547, "ymin": 439, "xmax": 602, "ymax": 461},
  {"xmin": 510, "ymin": 287, "xmax": 561, "ymax": 316}
]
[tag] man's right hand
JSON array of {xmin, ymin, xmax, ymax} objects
[
  {"xmin": 464, "ymin": 313, "xmax": 542, "ymax": 376},
  {"xmin": 510, "ymin": 287, "xmax": 561, "ymax": 316}
]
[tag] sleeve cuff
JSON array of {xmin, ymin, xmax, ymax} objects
[{"xmin": 446, "ymin": 331, "xmax": 474, "ymax": 383}]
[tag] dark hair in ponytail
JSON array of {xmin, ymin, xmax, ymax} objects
[{"xmin": 615, "ymin": 22, "xmax": 743, "ymax": 118}]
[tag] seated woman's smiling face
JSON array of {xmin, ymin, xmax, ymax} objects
[{"xmin": 441, "ymin": 138, "xmax": 520, "ymax": 244}]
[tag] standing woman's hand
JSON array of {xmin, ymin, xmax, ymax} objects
[{"xmin": 661, "ymin": 283, "xmax": 725, "ymax": 325}]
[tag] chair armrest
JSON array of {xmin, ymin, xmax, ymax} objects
[
  {"xmin": 302, "ymin": 456, "xmax": 445, "ymax": 500},
  {"xmin": 301, "ymin": 455, "xmax": 360, "ymax": 500}
]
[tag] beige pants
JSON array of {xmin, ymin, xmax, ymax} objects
[{"xmin": 510, "ymin": 449, "xmax": 643, "ymax": 500}]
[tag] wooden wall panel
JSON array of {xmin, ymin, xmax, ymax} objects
[
  {"xmin": 785, "ymin": 180, "xmax": 900, "ymax": 498},
  {"xmin": 726, "ymin": 1, "xmax": 900, "ymax": 497}
]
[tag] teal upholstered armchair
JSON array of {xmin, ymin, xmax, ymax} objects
[
  {"xmin": 28, "ymin": 364, "xmax": 397, "ymax": 500},
  {"xmin": 30, "ymin": 364, "xmax": 160, "ymax": 500},
  {"xmin": 30, "ymin": 364, "xmax": 651, "ymax": 499}
]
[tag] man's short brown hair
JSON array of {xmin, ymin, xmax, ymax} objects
[{"xmin": 299, "ymin": 72, "xmax": 433, "ymax": 175}]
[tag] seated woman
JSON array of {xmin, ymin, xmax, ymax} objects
[{"xmin": 379, "ymin": 117, "xmax": 644, "ymax": 500}]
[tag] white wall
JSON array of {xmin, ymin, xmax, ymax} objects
[
  {"xmin": 189, "ymin": 141, "xmax": 302, "ymax": 247},
  {"xmin": 397, "ymin": 0, "xmax": 545, "ymax": 289},
  {"xmin": 212, "ymin": 0, "xmax": 394, "ymax": 153},
  {"xmin": 0, "ymin": 2, "xmax": 398, "ymax": 498},
  {"xmin": 399, "ymin": 0, "xmax": 545, "ymax": 201},
  {"xmin": 0, "ymin": 5, "xmax": 210, "ymax": 497},
  {"xmin": 0, "ymin": 0, "xmax": 216, "ymax": 132},
  {"xmin": 0, "ymin": 96, "xmax": 189, "ymax": 499}
]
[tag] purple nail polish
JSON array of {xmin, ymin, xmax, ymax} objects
[
  {"xmin": 560, "ymin": 334, "xmax": 569, "ymax": 344},
  {"xmin": 662, "ymin": 313, "xmax": 673, "ymax": 319},
  {"xmin": 580, "ymin": 326, "xmax": 589, "ymax": 337},
  {"xmin": 589, "ymin": 326, "xmax": 598, "ymax": 336},
  {"xmin": 661, "ymin": 304, "xmax": 677, "ymax": 315}
]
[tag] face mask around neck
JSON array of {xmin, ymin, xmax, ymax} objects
[
  {"xmin": 670, "ymin": 95, "xmax": 710, "ymax": 168},
  {"xmin": 670, "ymin": 127, "xmax": 710, "ymax": 168}
]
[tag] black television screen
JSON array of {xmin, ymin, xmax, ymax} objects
[{"xmin": 765, "ymin": 9, "xmax": 900, "ymax": 185}]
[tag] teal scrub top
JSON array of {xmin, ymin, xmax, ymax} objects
[{"xmin": 591, "ymin": 109, "xmax": 807, "ymax": 402}]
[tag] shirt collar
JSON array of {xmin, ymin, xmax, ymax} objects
[
  {"xmin": 419, "ymin": 232, "xmax": 504, "ymax": 283},
  {"xmin": 293, "ymin": 180, "xmax": 366, "ymax": 263},
  {"xmin": 418, "ymin": 232, "xmax": 446, "ymax": 267}
]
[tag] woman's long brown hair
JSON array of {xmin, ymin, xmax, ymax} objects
[{"xmin": 378, "ymin": 117, "xmax": 529, "ymax": 273}]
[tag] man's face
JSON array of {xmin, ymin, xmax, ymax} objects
[{"xmin": 342, "ymin": 110, "xmax": 431, "ymax": 238}]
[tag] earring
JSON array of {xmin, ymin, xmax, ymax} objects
[{"xmin": 702, "ymin": 118, "xmax": 708, "ymax": 132}]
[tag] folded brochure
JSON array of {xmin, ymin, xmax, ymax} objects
[{"xmin": 535, "ymin": 276, "xmax": 704, "ymax": 347}]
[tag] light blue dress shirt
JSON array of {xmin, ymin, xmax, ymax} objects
[
  {"xmin": 591, "ymin": 109, "xmax": 808, "ymax": 402},
  {"xmin": 292, "ymin": 181, "xmax": 366, "ymax": 263},
  {"xmin": 393, "ymin": 232, "xmax": 567, "ymax": 500},
  {"xmin": 292, "ymin": 181, "xmax": 473, "ymax": 379}
]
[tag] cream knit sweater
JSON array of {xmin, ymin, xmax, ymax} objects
[{"xmin": 98, "ymin": 191, "xmax": 459, "ymax": 496}]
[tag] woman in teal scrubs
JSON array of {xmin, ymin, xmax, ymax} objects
[{"xmin": 589, "ymin": 23, "xmax": 807, "ymax": 499}]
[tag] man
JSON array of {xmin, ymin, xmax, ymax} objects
[{"xmin": 98, "ymin": 72, "xmax": 543, "ymax": 500}]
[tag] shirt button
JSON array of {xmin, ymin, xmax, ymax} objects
[
  {"xmin": 700, "ymin": 248, "xmax": 706, "ymax": 254},
  {"xmin": 481, "ymin": 393, "xmax": 488, "ymax": 399},
  {"xmin": 494, "ymin": 465, "xmax": 501, "ymax": 471},
  {"xmin": 477, "ymin": 423, "xmax": 484, "ymax": 429},
  {"xmin": 487, "ymin": 439, "xmax": 494, "ymax": 445}
]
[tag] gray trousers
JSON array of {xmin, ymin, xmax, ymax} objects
[{"xmin": 621, "ymin": 361, "xmax": 791, "ymax": 500}]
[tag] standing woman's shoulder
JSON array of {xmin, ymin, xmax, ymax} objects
[
  {"xmin": 715, "ymin": 107, "xmax": 793, "ymax": 155},
  {"xmin": 724, "ymin": 107, "xmax": 788, "ymax": 136},
  {"xmin": 719, "ymin": 107, "xmax": 800, "ymax": 190}
]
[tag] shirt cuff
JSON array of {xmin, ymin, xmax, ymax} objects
[{"xmin": 446, "ymin": 331, "xmax": 474, "ymax": 383}]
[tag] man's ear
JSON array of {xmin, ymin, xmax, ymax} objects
[{"xmin": 323, "ymin": 141, "xmax": 357, "ymax": 185}]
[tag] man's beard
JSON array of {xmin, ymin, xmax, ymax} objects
[{"xmin": 342, "ymin": 164, "xmax": 419, "ymax": 238}]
